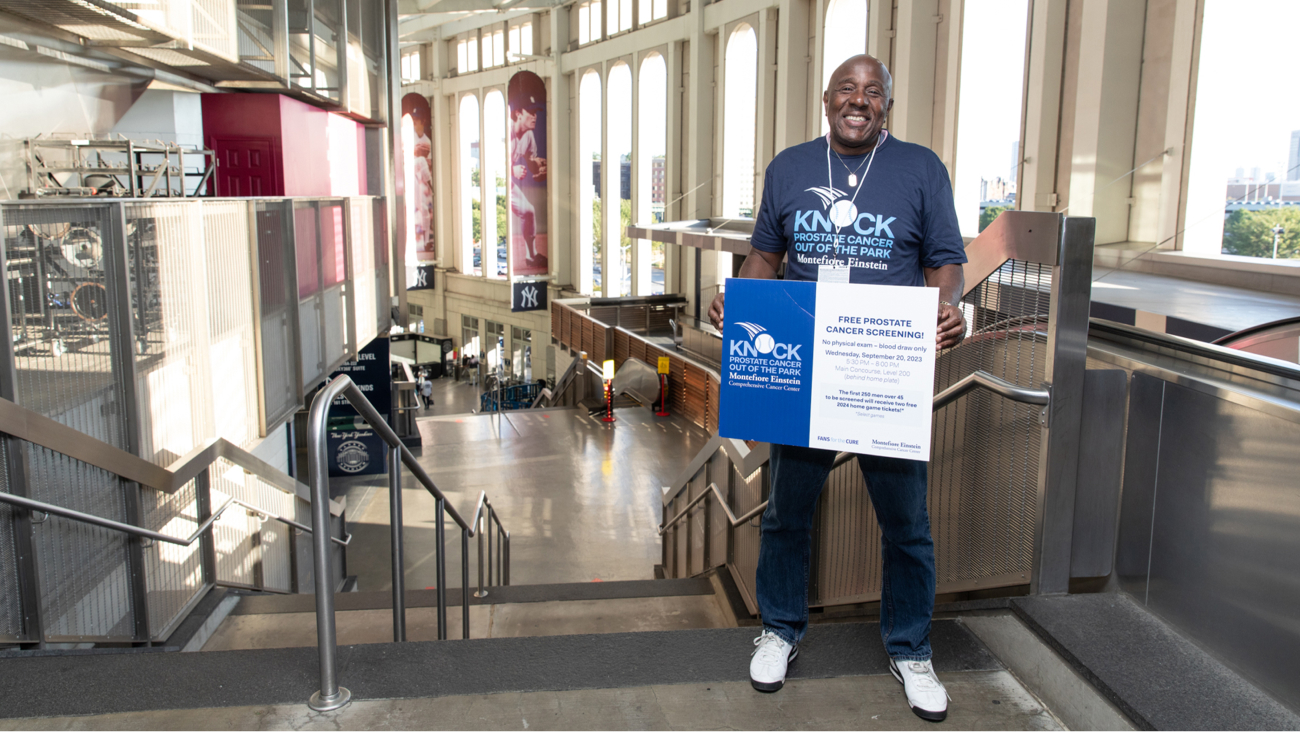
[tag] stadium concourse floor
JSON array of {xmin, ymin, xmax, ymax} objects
[{"xmin": 330, "ymin": 394, "xmax": 713, "ymax": 591}]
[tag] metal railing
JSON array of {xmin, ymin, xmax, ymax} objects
[
  {"xmin": 305, "ymin": 374, "xmax": 511, "ymax": 712},
  {"xmin": 658, "ymin": 372, "xmax": 1050, "ymax": 536},
  {"xmin": 0, "ymin": 394, "xmax": 348, "ymax": 644}
]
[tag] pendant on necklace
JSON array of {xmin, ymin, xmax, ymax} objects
[{"xmin": 848, "ymin": 174, "xmax": 858, "ymax": 187}]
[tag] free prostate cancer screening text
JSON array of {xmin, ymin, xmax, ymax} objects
[{"xmin": 824, "ymin": 315, "xmax": 925, "ymax": 339}]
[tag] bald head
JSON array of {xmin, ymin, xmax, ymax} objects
[
  {"xmin": 822, "ymin": 54, "xmax": 894, "ymax": 155},
  {"xmin": 827, "ymin": 55, "xmax": 892, "ymax": 100}
]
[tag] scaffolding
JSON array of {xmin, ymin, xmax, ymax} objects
[{"xmin": 22, "ymin": 137, "xmax": 216, "ymax": 199}]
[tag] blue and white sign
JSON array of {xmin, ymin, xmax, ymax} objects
[{"xmin": 719, "ymin": 279, "xmax": 938, "ymax": 460}]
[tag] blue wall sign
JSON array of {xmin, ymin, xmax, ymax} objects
[{"xmin": 328, "ymin": 337, "xmax": 392, "ymax": 476}]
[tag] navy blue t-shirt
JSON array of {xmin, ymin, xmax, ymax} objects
[{"xmin": 750, "ymin": 133, "xmax": 967, "ymax": 285}]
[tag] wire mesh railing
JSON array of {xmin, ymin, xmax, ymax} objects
[{"xmin": 0, "ymin": 195, "xmax": 388, "ymax": 645}]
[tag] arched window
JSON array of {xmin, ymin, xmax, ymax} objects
[
  {"xmin": 607, "ymin": 62, "xmax": 632, "ymax": 296},
  {"xmin": 953, "ymin": 0, "xmax": 1029, "ymax": 237},
  {"xmin": 721, "ymin": 24, "xmax": 758, "ymax": 283},
  {"xmin": 638, "ymin": 53, "xmax": 668, "ymax": 294},
  {"xmin": 723, "ymin": 25, "xmax": 757, "ymax": 220},
  {"xmin": 579, "ymin": 70, "xmax": 603, "ymax": 295},
  {"xmin": 458, "ymin": 93, "xmax": 481, "ymax": 276},
  {"xmin": 483, "ymin": 90, "xmax": 508, "ymax": 278},
  {"xmin": 821, "ymin": 0, "xmax": 868, "ymax": 135}
]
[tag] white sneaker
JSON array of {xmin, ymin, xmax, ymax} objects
[
  {"xmin": 890, "ymin": 658, "xmax": 950, "ymax": 722},
  {"xmin": 749, "ymin": 629, "xmax": 798, "ymax": 692}
]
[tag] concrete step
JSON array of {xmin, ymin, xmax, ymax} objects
[
  {"xmin": 202, "ymin": 578, "xmax": 734, "ymax": 651},
  {"xmin": 0, "ymin": 619, "xmax": 1002, "ymax": 722}
]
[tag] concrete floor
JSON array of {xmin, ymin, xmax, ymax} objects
[
  {"xmin": 416, "ymin": 375, "xmax": 486, "ymax": 417},
  {"xmin": 201, "ymin": 596, "xmax": 730, "ymax": 651},
  {"xmin": 0, "ymin": 672, "xmax": 1062, "ymax": 730},
  {"xmin": 1091, "ymin": 267, "xmax": 1300, "ymax": 331},
  {"xmin": 331, "ymin": 406, "xmax": 711, "ymax": 591}
]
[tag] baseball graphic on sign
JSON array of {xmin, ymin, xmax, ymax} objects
[{"xmin": 754, "ymin": 333, "xmax": 776, "ymax": 354}]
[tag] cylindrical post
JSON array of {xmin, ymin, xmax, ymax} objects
[
  {"xmin": 307, "ymin": 382, "xmax": 351, "ymax": 712},
  {"xmin": 503, "ymin": 532, "xmax": 510, "ymax": 586},
  {"xmin": 435, "ymin": 498, "xmax": 447, "ymax": 641},
  {"xmin": 601, "ymin": 381, "xmax": 616, "ymax": 423},
  {"xmin": 461, "ymin": 530, "xmax": 471, "ymax": 638},
  {"xmin": 474, "ymin": 514, "xmax": 487, "ymax": 597},
  {"xmin": 486, "ymin": 504, "xmax": 493, "ymax": 586},
  {"xmin": 656, "ymin": 373, "xmax": 670, "ymax": 417},
  {"xmin": 388, "ymin": 447, "xmax": 406, "ymax": 643}
]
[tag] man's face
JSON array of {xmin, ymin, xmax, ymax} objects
[
  {"xmin": 822, "ymin": 57, "xmax": 893, "ymax": 153},
  {"xmin": 520, "ymin": 109, "xmax": 538, "ymax": 132}
]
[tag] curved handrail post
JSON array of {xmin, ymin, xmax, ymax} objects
[
  {"xmin": 435, "ymin": 497, "xmax": 447, "ymax": 641},
  {"xmin": 389, "ymin": 446, "xmax": 406, "ymax": 643},
  {"xmin": 461, "ymin": 529, "xmax": 470, "ymax": 638},
  {"xmin": 306, "ymin": 377, "xmax": 352, "ymax": 712}
]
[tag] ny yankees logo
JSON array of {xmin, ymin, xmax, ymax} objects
[
  {"xmin": 520, "ymin": 285, "xmax": 538, "ymax": 308},
  {"xmin": 415, "ymin": 268, "xmax": 429, "ymax": 288}
]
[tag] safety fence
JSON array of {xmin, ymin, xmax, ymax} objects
[{"xmin": 0, "ymin": 196, "xmax": 387, "ymax": 644}]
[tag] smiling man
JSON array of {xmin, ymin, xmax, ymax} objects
[{"xmin": 707, "ymin": 54, "xmax": 967, "ymax": 722}]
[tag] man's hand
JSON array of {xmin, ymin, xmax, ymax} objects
[
  {"xmin": 936, "ymin": 301, "xmax": 966, "ymax": 350},
  {"xmin": 708, "ymin": 293, "xmax": 725, "ymax": 330}
]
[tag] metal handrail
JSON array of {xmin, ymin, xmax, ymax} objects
[
  {"xmin": 0, "ymin": 491, "xmax": 352, "ymax": 547},
  {"xmin": 658, "ymin": 371, "xmax": 1050, "ymax": 535},
  {"xmin": 0, "ymin": 395, "xmax": 344, "ymax": 516},
  {"xmin": 534, "ymin": 353, "xmax": 583, "ymax": 408},
  {"xmin": 305, "ymin": 374, "xmax": 512, "ymax": 713}
]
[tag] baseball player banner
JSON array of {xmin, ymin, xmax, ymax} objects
[
  {"xmin": 719, "ymin": 279, "xmax": 937, "ymax": 460},
  {"xmin": 508, "ymin": 70, "xmax": 548, "ymax": 277}
]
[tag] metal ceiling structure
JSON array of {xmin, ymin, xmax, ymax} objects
[{"xmin": 0, "ymin": 0, "xmax": 391, "ymax": 122}]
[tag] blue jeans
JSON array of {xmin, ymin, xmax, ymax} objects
[{"xmin": 756, "ymin": 443, "xmax": 936, "ymax": 660}]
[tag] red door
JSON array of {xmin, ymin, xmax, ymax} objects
[{"xmin": 211, "ymin": 138, "xmax": 281, "ymax": 197}]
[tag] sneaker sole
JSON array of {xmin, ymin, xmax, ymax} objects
[
  {"xmin": 889, "ymin": 661, "xmax": 948, "ymax": 723},
  {"xmin": 750, "ymin": 647, "xmax": 798, "ymax": 693}
]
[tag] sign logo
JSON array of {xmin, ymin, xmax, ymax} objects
[
  {"xmin": 336, "ymin": 440, "xmax": 370, "ymax": 473},
  {"xmin": 415, "ymin": 268, "xmax": 429, "ymax": 288},
  {"xmin": 512, "ymin": 280, "xmax": 547, "ymax": 312},
  {"xmin": 732, "ymin": 322, "xmax": 802, "ymax": 360}
]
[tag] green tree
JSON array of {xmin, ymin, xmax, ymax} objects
[
  {"xmin": 471, "ymin": 197, "xmax": 481, "ymax": 245},
  {"xmin": 496, "ymin": 176, "xmax": 508, "ymax": 245},
  {"xmin": 1221, "ymin": 207, "xmax": 1300, "ymax": 259},
  {"xmin": 979, "ymin": 205, "xmax": 1009, "ymax": 232},
  {"xmin": 621, "ymin": 198, "xmax": 632, "ymax": 260}
]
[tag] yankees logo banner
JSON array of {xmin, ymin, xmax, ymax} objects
[
  {"xmin": 409, "ymin": 264, "xmax": 436, "ymax": 291},
  {"xmin": 511, "ymin": 280, "xmax": 548, "ymax": 312},
  {"xmin": 719, "ymin": 279, "xmax": 937, "ymax": 460}
]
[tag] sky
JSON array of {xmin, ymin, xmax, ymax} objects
[
  {"xmin": 1193, "ymin": 0, "xmax": 1300, "ymax": 179},
  {"xmin": 953, "ymin": 0, "xmax": 1029, "ymax": 236},
  {"xmin": 1184, "ymin": 0, "xmax": 1300, "ymax": 253}
]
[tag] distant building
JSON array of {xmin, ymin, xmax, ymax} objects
[
  {"xmin": 1289, "ymin": 130, "xmax": 1300, "ymax": 181},
  {"xmin": 651, "ymin": 156, "xmax": 665, "ymax": 205},
  {"xmin": 592, "ymin": 157, "xmax": 633, "ymax": 199},
  {"xmin": 980, "ymin": 176, "xmax": 1015, "ymax": 204},
  {"xmin": 1224, "ymin": 180, "xmax": 1300, "ymax": 202}
]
